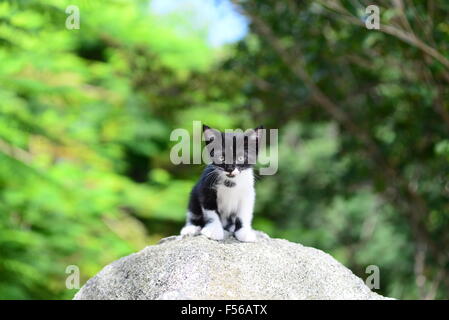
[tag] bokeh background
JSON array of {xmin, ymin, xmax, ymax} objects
[{"xmin": 0, "ymin": 0, "xmax": 448, "ymax": 300}]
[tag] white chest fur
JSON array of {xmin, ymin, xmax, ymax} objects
[{"xmin": 216, "ymin": 168, "xmax": 255, "ymax": 218}]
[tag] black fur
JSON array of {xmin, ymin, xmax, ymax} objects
[
  {"xmin": 234, "ymin": 217, "xmax": 242, "ymax": 231},
  {"xmin": 223, "ymin": 179, "xmax": 236, "ymax": 188},
  {"xmin": 224, "ymin": 215, "xmax": 235, "ymax": 231},
  {"xmin": 187, "ymin": 165, "xmax": 219, "ymax": 227}
]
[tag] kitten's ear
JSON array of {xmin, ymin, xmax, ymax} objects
[
  {"xmin": 246, "ymin": 125, "xmax": 264, "ymax": 141},
  {"xmin": 203, "ymin": 124, "xmax": 219, "ymax": 143}
]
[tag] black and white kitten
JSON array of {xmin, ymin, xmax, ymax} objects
[{"xmin": 180, "ymin": 125, "xmax": 264, "ymax": 242}]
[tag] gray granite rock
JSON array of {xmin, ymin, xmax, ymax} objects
[{"xmin": 74, "ymin": 231, "xmax": 388, "ymax": 300}]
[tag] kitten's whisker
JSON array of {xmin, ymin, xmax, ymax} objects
[{"xmin": 204, "ymin": 167, "xmax": 222, "ymax": 186}]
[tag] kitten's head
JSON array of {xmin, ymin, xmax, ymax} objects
[{"xmin": 203, "ymin": 124, "xmax": 264, "ymax": 178}]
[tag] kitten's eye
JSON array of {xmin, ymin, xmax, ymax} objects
[{"xmin": 238, "ymin": 156, "xmax": 244, "ymax": 162}]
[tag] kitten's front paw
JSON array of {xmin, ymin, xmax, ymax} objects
[
  {"xmin": 180, "ymin": 225, "xmax": 201, "ymax": 236},
  {"xmin": 235, "ymin": 228, "xmax": 257, "ymax": 242},
  {"xmin": 201, "ymin": 224, "xmax": 224, "ymax": 241}
]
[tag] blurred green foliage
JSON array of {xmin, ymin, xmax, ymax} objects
[
  {"xmin": 0, "ymin": 0, "xmax": 448, "ymax": 300},
  {"xmin": 0, "ymin": 0, "xmax": 218, "ymax": 299},
  {"xmin": 232, "ymin": 0, "xmax": 449, "ymax": 299}
]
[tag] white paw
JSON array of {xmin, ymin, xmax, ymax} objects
[
  {"xmin": 235, "ymin": 228, "xmax": 257, "ymax": 242},
  {"xmin": 180, "ymin": 225, "xmax": 201, "ymax": 236},
  {"xmin": 201, "ymin": 224, "xmax": 224, "ymax": 240}
]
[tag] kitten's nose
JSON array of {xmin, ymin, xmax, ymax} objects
[{"xmin": 226, "ymin": 168, "xmax": 239, "ymax": 177}]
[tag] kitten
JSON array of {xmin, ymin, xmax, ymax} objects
[{"xmin": 180, "ymin": 124, "xmax": 264, "ymax": 242}]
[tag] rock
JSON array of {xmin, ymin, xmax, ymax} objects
[{"xmin": 74, "ymin": 231, "xmax": 388, "ymax": 300}]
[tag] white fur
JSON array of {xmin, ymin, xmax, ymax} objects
[
  {"xmin": 235, "ymin": 227, "xmax": 257, "ymax": 242},
  {"xmin": 200, "ymin": 209, "xmax": 224, "ymax": 240},
  {"xmin": 180, "ymin": 211, "xmax": 201, "ymax": 236},
  {"xmin": 216, "ymin": 168, "xmax": 257, "ymax": 242},
  {"xmin": 216, "ymin": 169, "xmax": 253, "ymax": 216},
  {"xmin": 180, "ymin": 224, "xmax": 201, "ymax": 236}
]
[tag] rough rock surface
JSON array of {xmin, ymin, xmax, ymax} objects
[{"xmin": 74, "ymin": 231, "xmax": 388, "ymax": 300}]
